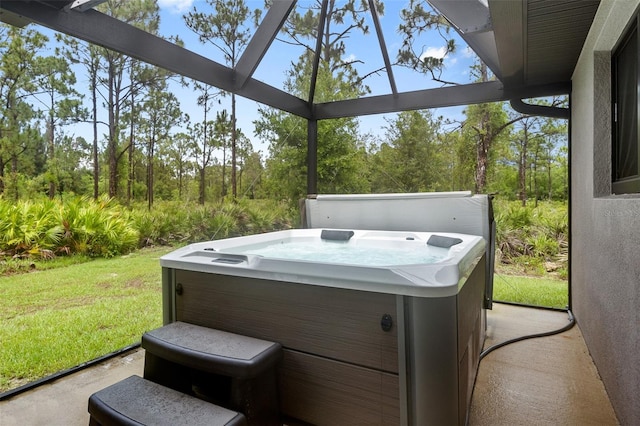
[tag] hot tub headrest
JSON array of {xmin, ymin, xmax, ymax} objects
[
  {"xmin": 427, "ymin": 235, "xmax": 463, "ymax": 248},
  {"xmin": 321, "ymin": 229, "xmax": 355, "ymax": 241}
]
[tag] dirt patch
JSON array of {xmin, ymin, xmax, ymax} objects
[
  {"xmin": 125, "ymin": 279, "xmax": 144, "ymax": 289},
  {"xmin": 3, "ymin": 376, "xmax": 30, "ymax": 393}
]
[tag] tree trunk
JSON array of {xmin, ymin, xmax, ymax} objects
[
  {"xmin": 127, "ymin": 89, "xmax": 135, "ymax": 204},
  {"xmin": 533, "ymin": 143, "xmax": 539, "ymax": 207},
  {"xmin": 178, "ymin": 165, "xmax": 183, "ymax": 199},
  {"xmin": 201, "ymin": 105, "xmax": 208, "ymax": 204},
  {"xmin": 198, "ymin": 166, "xmax": 205, "ymax": 205},
  {"xmin": 108, "ymin": 64, "xmax": 118, "ymax": 198},
  {"xmin": 47, "ymin": 87, "xmax": 57, "ymax": 200},
  {"xmin": 475, "ymin": 127, "xmax": 490, "ymax": 193},
  {"xmin": 231, "ymin": 93, "xmax": 237, "ymax": 199},
  {"xmin": 92, "ymin": 73, "xmax": 99, "ymax": 200},
  {"xmin": 10, "ymin": 153, "xmax": 19, "ymax": 201},
  {"xmin": 147, "ymin": 136, "xmax": 154, "ymax": 210},
  {"xmin": 547, "ymin": 151, "xmax": 553, "ymax": 201},
  {"xmin": 518, "ymin": 131, "xmax": 528, "ymax": 206},
  {"xmin": 221, "ymin": 128, "xmax": 227, "ymax": 198},
  {"xmin": 474, "ymin": 63, "xmax": 491, "ymax": 194},
  {"xmin": 47, "ymin": 118, "xmax": 56, "ymax": 200},
  {"xmin": 0, "ymin": 156, "xmax": 5, "ymax": 194}
]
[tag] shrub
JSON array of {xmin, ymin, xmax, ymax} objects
[
  {"xmin": 0, "ymin": 199, "xmax": 63, "ymax": 258},
  {"xmin": 59, "ymin": 196, "xmax": 139, "ymax": 258},
  {"xmin": 0, "ymin": 196, "xmax": 139, "ymax": 259},
  {"xmin": 525, "ymin": 234, "xmax": 560, "ymax": 260},
  {"xmin": 132, "ymin": 199, "xmax": 296, "ymax": 247},
  {"xmin": 494, "ymin": 199, "xmax": 568, "ymax": 276},
  {"xmin": 132, "ymin": 202, "xmax": 190, "ymax": 246},
  {"xmin": 0, "ymin": 196, "xmax": 296, "ymax": 261}
]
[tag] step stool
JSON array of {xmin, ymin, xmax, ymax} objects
[
  {"xmin": 88, "ymin": 375, "xmax": 247, "ymax": 426},
  {"xmin": 141, "ymin": 322, "xmax": 282, "ymax": 426}
]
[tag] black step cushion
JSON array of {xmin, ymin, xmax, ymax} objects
[
  {"xmin": 142, "ymin": 322, "xmax": 282, "ymax": 379},
  {"xmin": 88, "ymin": 375, "xmax": 247, "ymax": 426}
]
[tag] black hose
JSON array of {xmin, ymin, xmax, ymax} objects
[
  {"xmin": 479, "ymin": 309, "xmax": 575, "ymax": 360},
  {"xmin": 492, "ymin": 299, "xmax": 568, "ymax": 312}
]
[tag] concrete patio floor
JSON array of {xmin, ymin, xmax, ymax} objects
[
  {"xmin": 468, "ymin": 303, "xmax": 618, "ymax": 425},
  {"xmin": 0, "ymin": 303, "xmax": 619, "ymax": 425}
]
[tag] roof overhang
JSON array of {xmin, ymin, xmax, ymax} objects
[{"xmin": 428, "ymin": 0, "xmax": 600, "ymax": 92}]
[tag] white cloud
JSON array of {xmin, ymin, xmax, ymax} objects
[
  {"xmin": 419, "ymin": 46, "xmax": 448, "ymax": 61},
  {"xmin": 462, "ymin": 46, "xmax": 476, "ymax": 58},
  {"xmin": 344, "ymin": 53, "xmax": 357, "ymax": 63},
  {"xmin": 158, "ymin": 0, "xmax": 193, "ymax": 14}
]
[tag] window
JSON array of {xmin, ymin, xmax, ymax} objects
[{"xmin": 612, "ymin": 17, "xmax": 640, "ymax": 194}]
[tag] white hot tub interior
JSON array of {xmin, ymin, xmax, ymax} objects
[{"xmin": 220, "ymin": 230, "xmax": 450, "ymax": 266}]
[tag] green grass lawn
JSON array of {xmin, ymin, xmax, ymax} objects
[
  {"xmin": 493, "ymin": 273, "xmax": 568, "ymax": 309},
  {"xmin": 0, "ymin": 247, "xmax": 173, "ymax": 392}
]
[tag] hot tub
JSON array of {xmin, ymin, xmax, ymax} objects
[
  {"xmin": 161, "ymin": 228, "xmax": 485, "ymax": 298},
  {"xmin": 161, "ymin": 228, "xmax": 487, "ymax": 425}
]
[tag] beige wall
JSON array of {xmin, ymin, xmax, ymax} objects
[{"xmin": 571, "ymin": 1, "xmax": 640, "ymax": 423}]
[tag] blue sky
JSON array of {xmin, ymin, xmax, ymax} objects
[
  {"xmin": 36, "ymin": 0, "xmax": 479, "ymax": 157},
  {"xmin": 155, "ymin": 0, "xmax": 477, "ymax": 83},
  {"xmin": 154, "ymin": 0, "xmax": 479, "ymax": 153}
]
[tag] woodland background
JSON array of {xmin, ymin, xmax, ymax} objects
[{"xmin": 0, "ymin": 1, "xmax": 568, "ymax": 275}]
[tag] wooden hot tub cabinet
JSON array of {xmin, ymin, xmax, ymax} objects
[{"xmin": 162, "ymin": 254, "xmax": 485, "ymax": 426}]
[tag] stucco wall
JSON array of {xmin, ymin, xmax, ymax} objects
[{"xmin": 571, "ymin": 1, "xmax": 640, "ymax": 424}]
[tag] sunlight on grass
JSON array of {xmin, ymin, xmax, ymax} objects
[
  {"xmin": 0, "ymin": 247, "xmax": 173, "ymax": 392},
  {"xmin": 493, "ymin": 274, "xmax": 568, "ymax": 309}
]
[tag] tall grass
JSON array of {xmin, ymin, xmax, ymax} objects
[
  {"xmin": 493, "ymin": 199, "xmax": 568, "ymax": 277},
  {"xmin": 491, "ymin": 199, "xmax": 569, "ymax": 308},
  {"xmin": 131, "ymin": 199, "xmax": 296, "ymax": 246}
]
